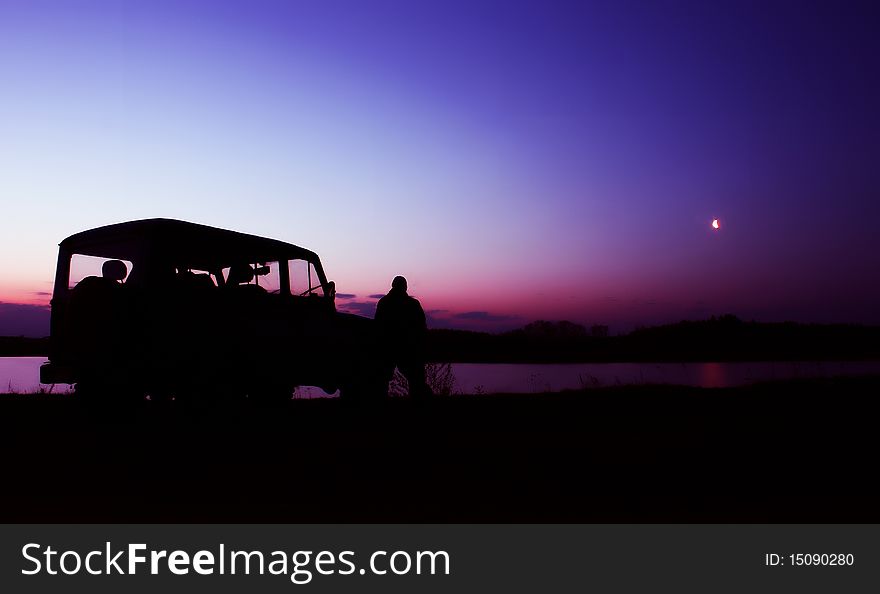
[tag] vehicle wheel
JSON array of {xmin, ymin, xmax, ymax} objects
[
  {"xmin": 74, "ymin": 381, "xmax": 108, "ymax": 401},
  {"xmin": 339, "ymin": 367, "xmax": 387, "ymax": 403},
  {"xmin": 75, "ymin": 381, "xmax": 145, "ymax": 410}
]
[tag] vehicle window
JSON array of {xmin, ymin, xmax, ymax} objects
[
  {"xmin": 221, "ymin": 261, "xmax": 282, "ymax": 293},
  {"xmin": 69, "ymin": 254, "xmax": 133, "ymax": 288},
  {"xmin": 256, "ymin": 261, "xmax": 282, "ymax": 293},
  {"xmin": 289, "ymin": 259, "xmax": 323, "ymax": 297}
]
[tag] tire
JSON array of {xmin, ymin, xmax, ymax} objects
[
  {"xmin": 75, "ymin": 380, "xmax": 146, "ymax": 413},
  {"xmin": 339, "ymin": 362, "xmax": 388, "ymax": 403}
]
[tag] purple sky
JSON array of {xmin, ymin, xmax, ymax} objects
[{"xmin": 1, "ymin": 0, "xmax": 879, "ymax": 336}]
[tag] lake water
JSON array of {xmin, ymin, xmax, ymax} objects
[{"xmin": 3, "ymin": 357, "xmax": 880, "ymax": 396}]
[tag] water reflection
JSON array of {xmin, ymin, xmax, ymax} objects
[
  {"xmin": 451, "ymin": 360, "xmax": 880, "ymax": 394},
  {"xmin": 698, "ymin": 362, "xmax": 725, "ymax": 388}
]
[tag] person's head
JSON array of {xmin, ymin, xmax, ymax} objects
[
  {"xmin": 102, "ymin": 260, "xmax": 128, "ymax": 283},
  {"xmin": 391, "ymin": 275, "xmax": 407, "ymax": 292},
  {"xmin": 227, "ymin": 263, "xmax": 255, "ymax": 286}
]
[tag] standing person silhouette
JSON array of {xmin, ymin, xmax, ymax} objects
[{"xmin": 375, "ymin": 276, "xmax": 431, "ymax": 398}]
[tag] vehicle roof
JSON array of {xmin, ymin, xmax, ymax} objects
[{"xmin": 60, "ymin": 218, "xmax": 319, "ymax": 269}]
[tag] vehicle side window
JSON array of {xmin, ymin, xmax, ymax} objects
[
  {"xmin": 289, "ymin": 259, "xmax": 323, "ymax": 297},
  {"xmin": 221, "ymin": 261, "xmax": 282, "ymax": 293},
  {"xmin": 256, "ymin": 261, "xmax": 282, "ymax": 294},
  {"xmin": 69, "ymin": 254, "xmax": 133, "ymax": 288}
]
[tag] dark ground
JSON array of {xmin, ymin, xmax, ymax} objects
[{"xmin": 2, "ymin": 375, "xmax": 879, "ymax": 522}]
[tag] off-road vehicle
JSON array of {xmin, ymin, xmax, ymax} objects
[{"xmin": 40, "ymin": 218, "xmax": 384, "ymax": 400}]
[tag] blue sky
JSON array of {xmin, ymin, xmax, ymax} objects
[{"xmin": 2, "ymin": 0, "xmax": 879, "ymax": 336}]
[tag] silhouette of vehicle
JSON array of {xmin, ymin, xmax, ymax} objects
[{"xmin": 40, "ymin": 219, "xmax": 384, "ymax": 401}]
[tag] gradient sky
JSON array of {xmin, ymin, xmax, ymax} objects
[{"xmin": 1, "ymin": 0, "xmax": 879, "ymax": 334}]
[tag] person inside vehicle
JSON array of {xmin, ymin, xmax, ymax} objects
[
  {"xmin": 224, "ymin": 263, "xmax": 268, "ymax": 302},
  {"xmin": 68, "ymin": 259, "xmax": 129, "ymax": 358},
  {"xmin": 375, "ymin": 275, "xmax": 431, "ymax": 398},
  {"xmin": 71, "ymin": 259, "xmax": 127, "ymax": 293},
  {"xmin": 227, "ymin": 263, "xmax": 254, "ymax": 285},
  {"xmin": 101, "ymin": 259, "xmax": 128, "ymax": 284}
]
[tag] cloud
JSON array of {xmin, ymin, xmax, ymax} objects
[
  {"xmin": 368, "ymin": 294, "xmax": 385, "ymax": 299},
  {"xmin": 425, "ymin": 309, "xmax": 523, "ymax": 331},
  {"xmin": 425, "ymin": 314, "xmax": 460, "ymax": 330},
  {"xmin": 0, "ymin": 302, "xmax": 50, "ymax": 337},
  {"xmin": 337, "ymin": 301, "xmax": 377, "ymax": 317},
  {"xmin": 32, "ymin": 291, "xmax": 52, "ymax": 296},
  {"xmin": 335, "ymin": 293, "xmax": 357, "ymax": 299},
  {"xmin": 453, "ymin": 311, "xmax": 519, "ymax": 322}
]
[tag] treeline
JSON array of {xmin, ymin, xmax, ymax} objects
[
  {"xmin": 425, "ymin": 315, "xmax": 880, "ymax": 363},
  {"xmin": 0, "ymin": 336, "xmax": 50, "ymax": 357},
  {"xmin": 3, "ymin": 315, "xmax": 879, "ymax": 362}
]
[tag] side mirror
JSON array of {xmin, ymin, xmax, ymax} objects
[
  {"xmin": 253, "ymin": 265, "xmax": 270, "ymax": 277},
  {"xmin": 326, "ymin": 280, "xmax": 336, "ymax": 300}
]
